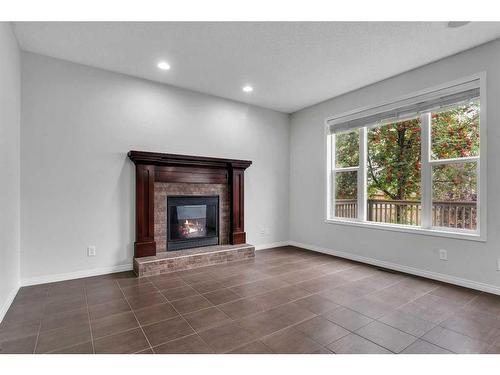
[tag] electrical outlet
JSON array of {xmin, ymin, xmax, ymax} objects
[
  {"xmin": 87, "ymin": 246, "xmax": 96, "ymax": 257},
  {"xmin": 438, "ymin": 249, "xmax": 448, "ymax": 261}
]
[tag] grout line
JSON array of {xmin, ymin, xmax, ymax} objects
[
  {"xmin": 93, "ymin": 325, "xmax": 144, "ymax": 340},
  {"xmin": 415, "ymin": 337, "xmax": 458, "ymax": 354},
  {"xmin": 148, "ymin": 331, "xmax": 209, "ymax": 353},
  {"xmin": 148, "ymin": 279, "xmax": 213, "ymax": 353},
  {"xmin": 226, "ymin": 338, "xmax": 275, "ymax": 354},
  {"xmin": 83, "ymin": 283, "xmax": 96, "ymax": 354},
  {"xmin": 116, "ymin": 281, "xmax": 155, "ymax": 354},
  {"xmin": 329, "ymin": 331, "xmax": 399, "ymax": 354},
  {"xmin": 375, "ymin": 290, "xmax": 488, "ymax": 348},
  {"xmin": 226, "ymin": 313, "xmax": 322, "ymax": 354},
  {"xmin": 426, "ymin": 291, "xmax": 499, "ymax": 350},
  {"xmin": 36, "ymin": 287, "xmax": 93, "ymax": 353},
  {"xmin": 335, "ymin": 282, "xmax": 461, "ymax": 353},
  {"xmin": 32, "ymin": 286, "xmax": 50, "ymax": 354}
]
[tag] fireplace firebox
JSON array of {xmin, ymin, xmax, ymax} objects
[{"xmin": 167, "ymin": 195, "xmax": 219, "ymax": 251}]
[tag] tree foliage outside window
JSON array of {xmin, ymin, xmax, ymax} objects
[
  {"xmin": 335, "ymin": 130, "xmax": 359, "ymax": 168},
  {"xmin": 431, "ymin": 101, "xmax": 480, "ymax": 160},
  {"xmin": 335, "ymin": 171, "xmax": 357, "ymax": 200},
  {"xmin": 367, "ymin": 118, "xmax": 421, "ymax": 201},
  {"xmin": 432, "ymin": 162, "xmax": 477, "ymax": 201}
]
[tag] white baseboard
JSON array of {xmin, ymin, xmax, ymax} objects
[
  {"xmin": 17, "ymin": 240, "xmax": 500, "ymax": 296},
  {"xmin": 21, "ymin": 263, "xmax": 133, "ymax": 287},
  {"xmin": 254, "ymin": 241, "xmax": 291, "ymax": 251},
  {"xmin": 0, "ymin": 285, "xmax": 20, "ymax": 323},
  {"xmin": 19, "ymin": 244, "xmax": 285, "ymax": 287},
  {"xmin": 289, "ymin": 240, "xmax": 500, "ymax": 296}
]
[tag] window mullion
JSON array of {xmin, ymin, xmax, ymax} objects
[
  {"xmin": 327, "ymin": 133, "xmax": 334, "ymax": 219},
  {"xmin": 421, "ymin": 113, "xmax": 432, "ymax": 229},
  {"xmin": 330, "ymin": 170, "xmax": 335, "ymax": 219},
  {"xmin": 358, "ymin": 127, "xmax": 367, "ymax": 221},
  {"xmin": 476, "ymin": 159, "xmax": 481, "ymax": 234},
  {"xmin": 429, "ymin": 156, "xmax": 479, "ymax": 165},
  {"xmin": 335, "ymin": 166, "xmax": 359, "ymax": 172}
]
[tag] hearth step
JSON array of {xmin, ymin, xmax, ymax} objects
[{"xmin": 133, "ymin": 243, "xmax": 255, "ymax": 277}]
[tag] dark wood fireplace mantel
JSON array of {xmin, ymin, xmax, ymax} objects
[{"xmin": 128, "ymin": 151, "xmax": 252, "ymax": 258}]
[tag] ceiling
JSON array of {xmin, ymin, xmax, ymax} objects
[{"xmin": 13, "ymin": 22, "xmax": 500, "ymax": 113}]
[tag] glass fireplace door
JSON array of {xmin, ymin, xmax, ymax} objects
[{"xmin": 167, "ymin": 196, "xmax": 219, "ymax": 251}]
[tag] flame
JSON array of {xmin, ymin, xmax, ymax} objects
[{"xmin": 182, "ymin": 219, "xmax": 203, "ymax": 234}]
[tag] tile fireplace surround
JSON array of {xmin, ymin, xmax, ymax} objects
[
  {"xmin": 154, "ymin": 183, "xmax": 230, "ymax": 253},
  {"xmin": 128, "ymin": 151, "xmax": 254, "ymax": 276}
]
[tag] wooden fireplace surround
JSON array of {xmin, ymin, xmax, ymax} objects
[{"xmin": 128, "ymin": 151, "xmax": 252, "ymax": 258}]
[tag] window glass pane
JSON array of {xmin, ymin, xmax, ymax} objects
[
  {"xmin": 431, "ymin": 100, "xmax": 479, "ymax": 160},
  {"xmin": 335, "ymin": 171, "xmax": 357, "ymax": 219},
  {"xmin": 367, "ymin": 117, "xmax": 421, "ymax": 226},
  {"xmin": 432, "ymin": 162, "xmax": 477, "ymax": 230},
  {"xmin": 335, "ymin": 130, "xmax": 359, "ymax": 168}
]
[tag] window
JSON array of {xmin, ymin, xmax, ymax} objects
[
  {"xmin": 333, "ymin": 130, "xmax": 359, "ymax": 219},
  {"xmin": 367, "ymin": 116, "xmax": 422, "ymax": 226},
  {"xmin": 326, "ymin": 77, "xmax": 484, "ymax": 239}
]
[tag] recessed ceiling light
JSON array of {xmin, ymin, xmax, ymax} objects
[
  {"xmin": 157, "ymin": 61, "xmax": 171, "ymax": 71},
  {"xmin": 242, "ymin": 85, "xmax": 253, "ymax": 93},
  {"xmin": 447, "ymin": 21, "xmax": 470, "ymax": 28}
]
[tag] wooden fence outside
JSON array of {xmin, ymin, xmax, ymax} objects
[{"xmin": 335, "ymin": 199, "xmax": 477, "ymax": 229}]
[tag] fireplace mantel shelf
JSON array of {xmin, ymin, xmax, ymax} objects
[
  {"xmin": 128, "ymin": 150, "xmax": 252, "ymax": 169},
  {"xmin": 128, "ymin": 150, "xmax": 252, "ymax": 258}
]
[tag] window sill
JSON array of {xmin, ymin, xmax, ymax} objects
[{"xmin": 324, "ymin": 218, "xmax": 485, "ymax": 242}]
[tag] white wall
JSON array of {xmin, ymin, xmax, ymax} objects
[
  {"xmin": 290, "ymin": 39, "xmax": 500, "ymax": 292},
  {"xmin": 21, "ymin": 52, "xmax": 290, "ymax": 284},
  {"xmin": 0, "ymin": 23, "xmax": 21, "ymax": 320}
]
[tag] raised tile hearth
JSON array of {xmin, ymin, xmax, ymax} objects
[{"xmin": 134, "ymin": 244, "xmax": 256, "ymax": 277}]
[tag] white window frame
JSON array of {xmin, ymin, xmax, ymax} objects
[{"xmin": 325, "ymin": 73, "xmax": 487, "ymax": 242}]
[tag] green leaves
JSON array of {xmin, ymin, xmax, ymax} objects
[
  {"xmin": 335, "ymin": 130, "xmax": 359, "ymax": 168},
  {"xmin": 431, "ymin": 101, "xmax": 480, "ymax": 160},
  {"xmin": 367, "ymin": 118, "xmax": 421, "ymax": 201},
  {"xmin": 335, "ymin": 171, "xmax": 357, "ymax": 200}
]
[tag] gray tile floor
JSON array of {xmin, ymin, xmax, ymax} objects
[{"xmin": 1, "ymin": 246, "xmax": 500, "ymax": 354}]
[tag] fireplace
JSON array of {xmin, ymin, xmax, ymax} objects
[
  {"xmin": 128, "ymin": 151, "xmax": 252, "ymax": 258},
  {"xmin": 167, "ymin": 195, "xmax": 219, "ymax": 251}
]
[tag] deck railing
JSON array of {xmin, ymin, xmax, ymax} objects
[{"xmin": 335, "ymin": 199, "xmax": 477, "ymax": 230}]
